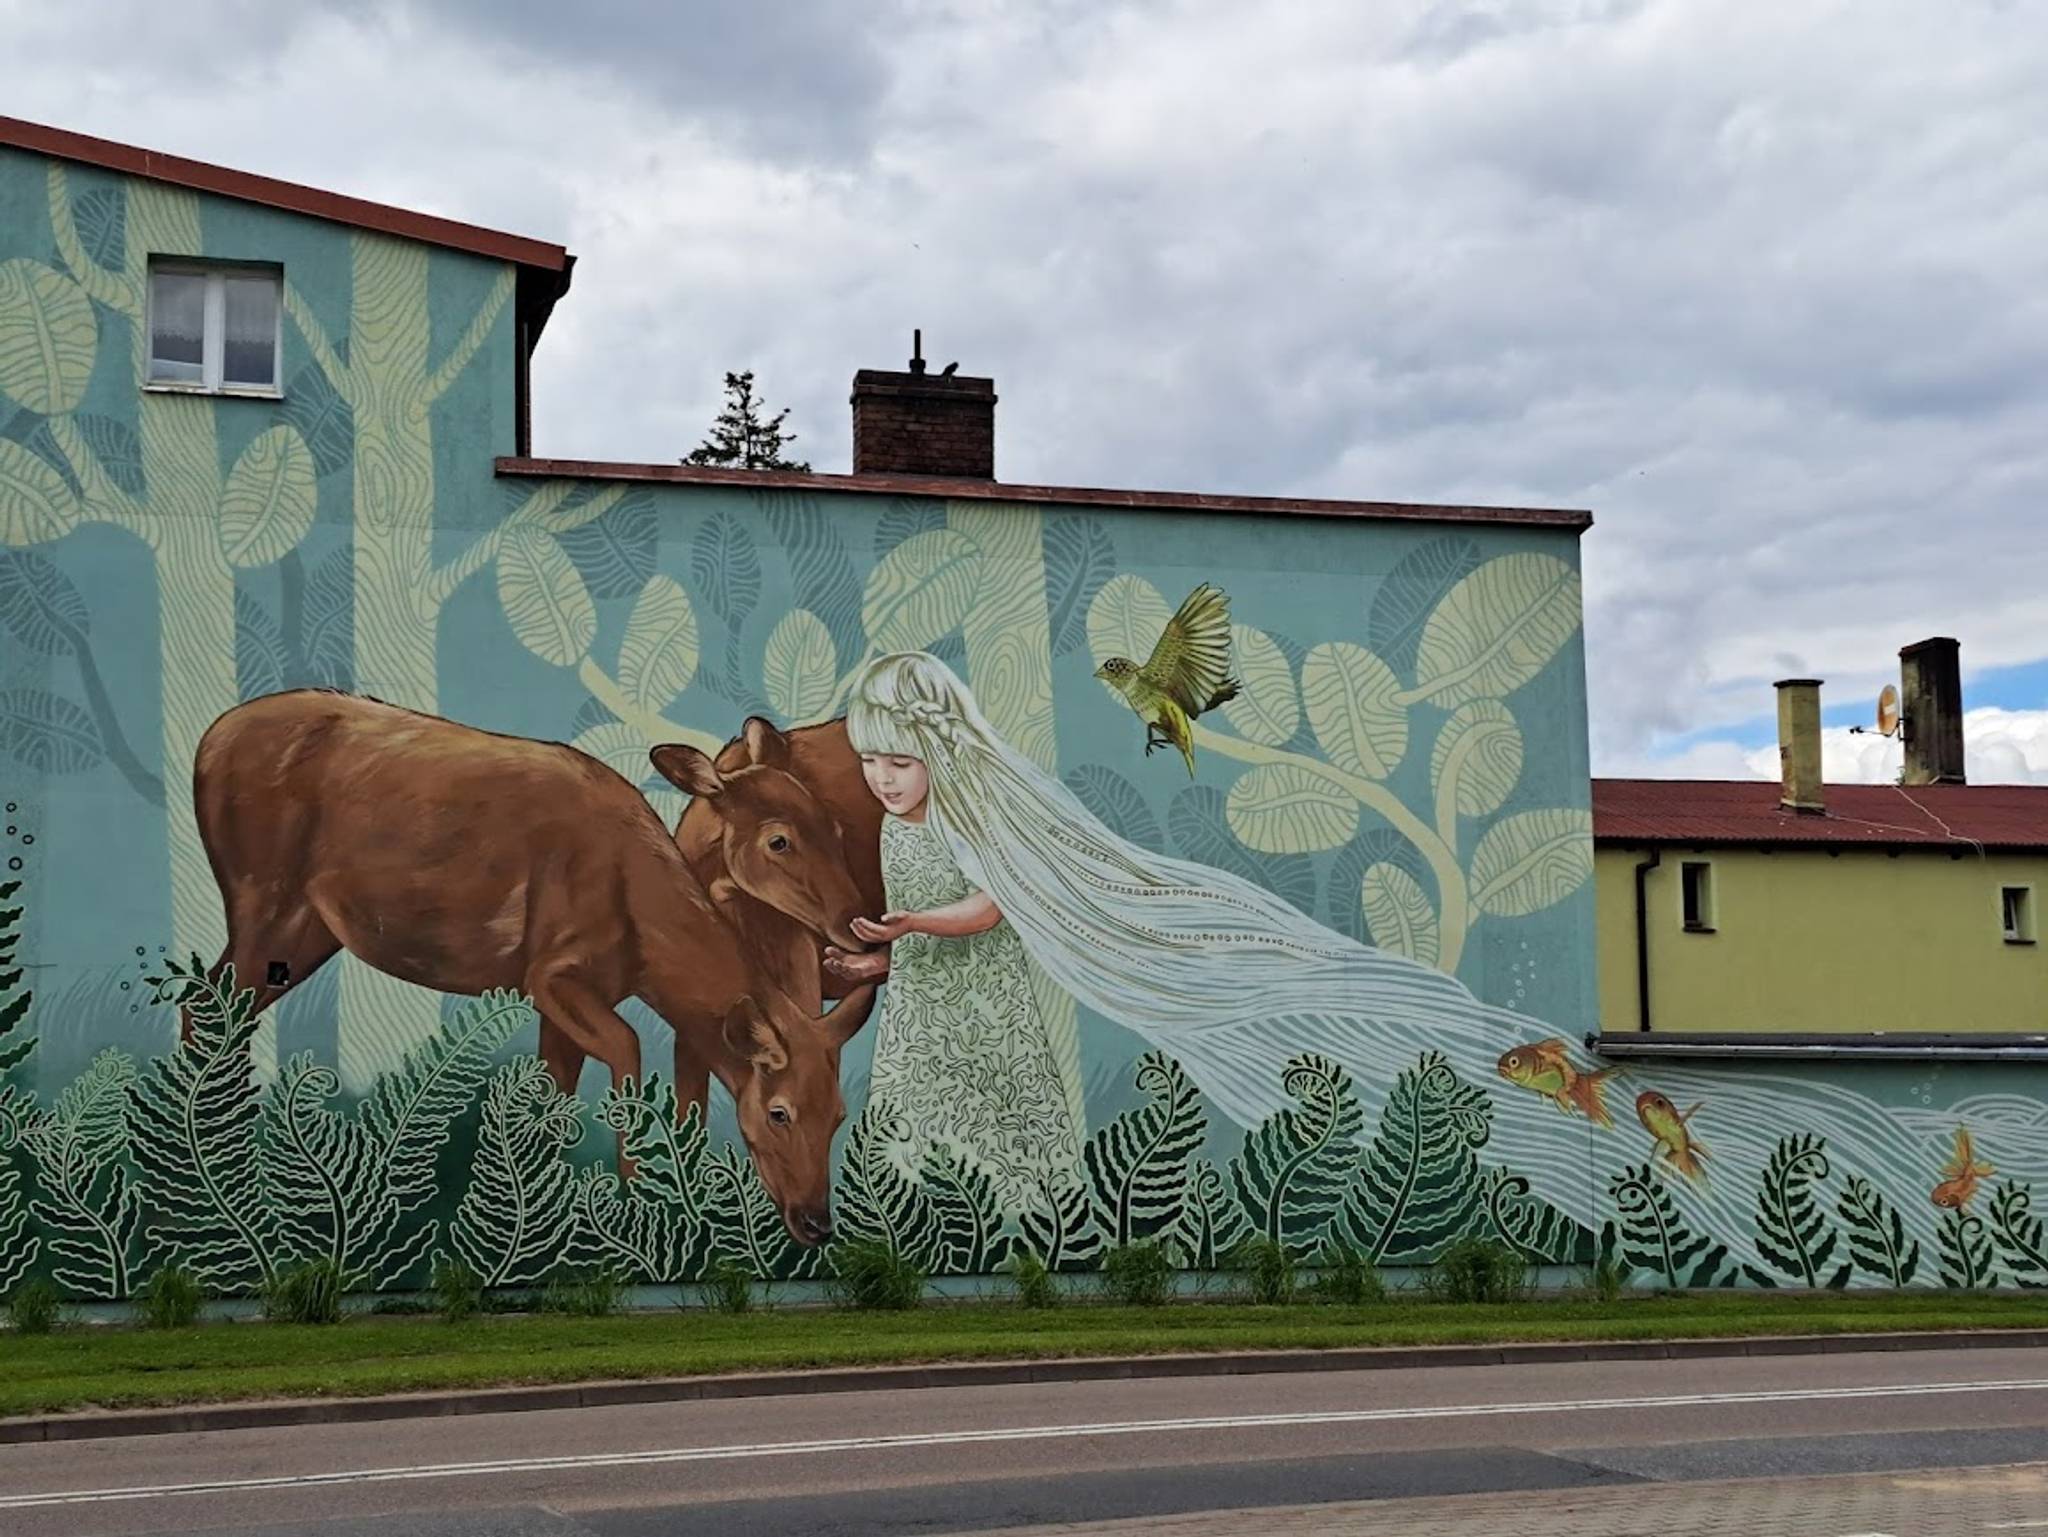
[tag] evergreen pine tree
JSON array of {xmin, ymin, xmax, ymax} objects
[{"xmin": 684, "ymin": 371, "xmax": 810, "ymax": 471}]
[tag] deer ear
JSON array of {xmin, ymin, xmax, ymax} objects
[
  {"xmin": 652, "ymin": 744, "xmax": 723, "ymax": 797},
  {"xmin": 742, "ymin": 716, "xmax": 791, "ymax": 769},
  {"xmin": 724, "ymin": 996, "xmax": 787, "ymax": 1071}
]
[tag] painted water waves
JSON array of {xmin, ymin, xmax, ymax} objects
[{"xmin": 1, "ymin": 923, "xmax": 2042, "ymax": 1300}]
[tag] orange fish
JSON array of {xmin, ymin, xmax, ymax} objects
[
  {"xmin": 1496, "ymin": 1038, "xmax": 1617, "ymax": 1128},
  {"xmin": 1932, "ymin": 1127, "xmax": 1994, "ymax": 1210},
  {"xmin": 1636, "ymin": 1091, "xmax": 1707, "ymax": 1184}
]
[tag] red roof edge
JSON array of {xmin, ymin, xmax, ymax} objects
[
  {"xmin": 0, "ymin": 115, "xmax": 571, "ymax": 276},
  {"xmin": 495, "ymin": 457, "xmax": 1596, "ymax": 530}
]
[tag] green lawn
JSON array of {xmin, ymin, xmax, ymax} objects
[{"xmin": 3, "ymin": 1291, "xmax": 2044, "ymax": 1419}]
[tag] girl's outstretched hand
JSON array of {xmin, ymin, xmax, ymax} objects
[
  {"xmin": 824, "ymin": 945, "xmax": 890, "ymax": 982},
  {"xmin": 850, "ymin": 911, "xmax": 918, "ymax": 944}
]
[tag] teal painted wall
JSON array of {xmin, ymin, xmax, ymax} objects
[{"xmin": 2, "ymin": 145, "xmax": 2043, "ymax": 1304}]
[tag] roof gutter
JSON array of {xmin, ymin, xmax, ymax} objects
[
  {"xmin": 1633, "ymin": 848, "xmax": 1661, "ymax": 1033},
  {"xmin": 1591, "ymin": 1033, "xmax": 2048, "ymax": 1062}
]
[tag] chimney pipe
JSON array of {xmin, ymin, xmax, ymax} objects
[
  {"xmin": 1899, "ymin": 637, "xmax": 1965, "ymax": 786},
  {"xmin": 850, "ymin": 340, "xmax": 996, "ymax": 479},
  {"xmin": 1775, "ymin": 678, "xmax": 1824, "ymax": 814}
]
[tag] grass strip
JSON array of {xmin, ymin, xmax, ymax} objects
[{"xmin": 3, "ymin": 1291, "xmax": 2043, "ymax": 1419}]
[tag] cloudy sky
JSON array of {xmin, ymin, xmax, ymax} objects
[{"xmin": 12, "ymin": 0, "xmax": 2048, "ymax": 781}]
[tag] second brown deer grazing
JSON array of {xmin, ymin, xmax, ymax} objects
[{"xmin": 190, "ymin": 690, "xmax": 871, "ymax": 1244}]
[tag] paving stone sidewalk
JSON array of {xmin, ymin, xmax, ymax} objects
[{"xmin": 967, "ymin": 1460, "xmax": 2048, "ymax": 1537}]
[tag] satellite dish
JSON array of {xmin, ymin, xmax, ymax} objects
[{"xmin": 1877, "ymin": 684, "xmax": 1900, "ymax": 738}]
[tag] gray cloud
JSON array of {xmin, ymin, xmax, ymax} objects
[{"xmin": 6, "ymin": 0, "xmax": 2047, "ymax": 773}]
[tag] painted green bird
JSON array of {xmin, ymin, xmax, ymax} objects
[{"xmin": 1095, "ymin": 582, "xmax": 1241, "ymax": 777}]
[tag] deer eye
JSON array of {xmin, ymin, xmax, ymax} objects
[
  {"xmin": 768, "ymin": 1104, "xmax": 791, "ymax": 1126},
  {"xmin": 767, "ymin": 834, "xmax": 791, "ymax": 853}
]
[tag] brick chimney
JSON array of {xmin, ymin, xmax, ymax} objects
[
  {"xmin": 1900, "ymin": 636, "xmax": 1965, "ymax": 785},
  {"xmin": 1775, "ymin": 678, "xmax": 1825, "ymax": 813},
  {"xmin": 850, "ymin": 332, "xmax": 996, "ymax": 478}
]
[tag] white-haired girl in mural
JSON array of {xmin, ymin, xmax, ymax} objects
[{"xmin": 826, "ymin": 651, "xmax": 2045, "ymax": 1271}]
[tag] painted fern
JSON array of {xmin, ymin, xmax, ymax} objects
[
  {"xmin": 1990, "ymin": 1182, "xmax": 2048, "ymax": 1288},
  {"xmin": 1019, "ymin": 1169, "xmax": 1103, "ymax": 1272},
  {"xmin": 1837, "ymin": 1173, "xmax": 1921, "ymax": 1287},
  {"xmin": 834, "ymin": 1103, "xmax": 935, "ymax": 1264},
  {"xmin": 923, "ymin": 1143, "xmax": 1010, "ymax": 1275},
  {"xmin": 450, "ymin": 1056, "xmax": 584, "ymax": 1287},
  {"xmin": 1174, "ymin": 1159, "xmax": 1251, "ymax": 1270},
  {"xmin": 1608, "ymin": 1163, "xmax": 1733, "ymax": 1288},
  {"xmin": 1334, "ymin": 1051, "xmax": 1491, "ymax": 1264},
  {"xmin": 1082, "ymin": 1052, "xmax": 1205, "ymax": 1249},
  {"xmin": 1743, "ymin": 1133, "xmax": 1849, "ymax": 1289},
  {"xmin": 702, "ymin": 1141, "xmax": 815, "ymax": 1280},
  {"xmin": 1230, "ymin": 1053, "xmax": 1364, "ymax": 1254},
  {"xmin": 128, "ymin": 960, "xmax": 278, "ymax": 1292},
  {"xmin": 1939, "ymin": 1208, "xmax": 1998, "ymax": 1290},
  {"xmin": 14, "ymin": 1048, "xmax": 139, "ymax": 1298},
  {"xmin": 571, "ymin": 1081, "xmax": 713, "ymax": 1282},
  {"xmin": 1482, "ymin": 1167, "xmax": 1593, "ymax": 1266},
  {"xmin": 0, "ymin": 879, "xmax": 38, "ymax": 1293}
]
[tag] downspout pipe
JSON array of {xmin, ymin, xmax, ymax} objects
[{"xmin": 1633, "ymin": 848, "xmax": 1662, "ymax": 1032}]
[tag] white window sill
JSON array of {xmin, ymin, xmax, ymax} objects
[{"xmin": 143, "ymin": 381, "xmax": 284, "ymax": 401}]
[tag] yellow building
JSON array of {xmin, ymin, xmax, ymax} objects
[{"xmin": 1593, "ymin": 640, "xmax": 2048, "ymax": 1045}]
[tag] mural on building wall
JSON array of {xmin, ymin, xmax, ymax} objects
[{"xmin": 4, "ymin": 154, "xmax": 2048, "ymax": 1303}]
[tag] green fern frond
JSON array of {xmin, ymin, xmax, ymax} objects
[
  {"xmin": 1742, "ymin": 1133, "xmax": 1848, "ymax": 1289},
  {"xmin": 1231, "ymin": 1053, "xmax": 1365, "ymax": 1255},
  {"xmin": 569, "ymin": 1079, "xmax": 713, "ymax": 1282},
  {"xmin": 1989, "ymin": 1182, "xmax": 2048, "ymax": 1288},
  {"xmin": 1481, "ymin": 1167, "xmax": 1593, "ymax": 1266},
  {"xmin": 449, "ymin": 1056, "xmax": 583, "ymax": 1287},
  {"xmin": 0, "ymin": 880, "xmax": 30, "ymax": 1082},
  {"xmin": 1082, "ymin": 1052, "xmax": 1205, "ymax": 1249},
  {"xmin": 16, "ymin": 1048, "xmax": 139, "ymax": 1298},
  {"xmin": 1607, "ymin": 1162, "xmax": 1733, "ymax": 1289},
  {"xmin": 835, "ymin": 1103, "xmax": 935, "ymax": 1265},
  {"xmin": 1837, "ymin": 1173, "xmax": 1921, "ymax": 1287},
  {"xmin": 702, "ymin": 1141, "xmax": 815, "ymax": 1281},
  {"xmin": 128, "ymin": 960, "xmax": 277, "ymax": 1292},
  {"xmin": 922, "ymin": 1144, "xmax": 1009, "ymax": 1276},
  {"xmin": 1939, "ymin": 1207, "xmax": 1999, "ymax": 1290},
  {"xmin": 1172, "ymin": 1159, "xmax": 1250, "ymax": 1270},
  {"xmin": 1019, "ymin": 1169, "xmax": 1103, "ymax": 1273},
  {"xmin": 1334, "ymin": 1050, "xmax": 1490, "ymax": 1264}
]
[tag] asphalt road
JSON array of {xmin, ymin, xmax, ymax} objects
[{"xmin": 5, "ymin": 1346, "xmax": 2048, "ymax": 1536}]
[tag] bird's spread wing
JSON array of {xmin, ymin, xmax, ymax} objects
[{"xmin": 1139, "ymin": 583, "xmax": 1235, "ymax": 710}]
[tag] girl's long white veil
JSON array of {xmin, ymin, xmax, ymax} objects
[{"xmin": 848, "ymin": 653, "xmax": 2042, "ymax": 1271}]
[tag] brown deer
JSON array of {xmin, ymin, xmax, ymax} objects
[
  {"xmin": 660, "ymin": 717, "xmax": 887, "ymax": 1058},
  {"xmin": 190, "ymin": 690, "xmax": 871, "ymax": 1244}
]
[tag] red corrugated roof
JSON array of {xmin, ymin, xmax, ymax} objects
[{"xmin": 1593, "ymin": 779, "xmax": 2048, "ymax": 851}]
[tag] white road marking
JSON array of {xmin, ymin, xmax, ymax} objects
[{"xmin": 6, "ymin": 1376, "xmax": 2048, "ymax": 1510}]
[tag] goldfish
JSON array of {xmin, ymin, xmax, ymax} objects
[
  {"xmin": 1496, "ymin": 1038, "xmax": 1616, "ymax": 1128},
  {"xmin": 1932, "ymin": 1127, "xmax": 1994, "ymax": 1210},
  {"xmin": 1636, "ymin": 1091, "xmax": 1708, "ymax": 1184}
]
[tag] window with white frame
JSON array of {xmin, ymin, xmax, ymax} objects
[
  {"xmin": 146, "ymin": 261, "xmax": 281, "ymax": 394},
  {"xmin": 2002, "ymin": 885, "xmax": 2035, "ymax": 944}
]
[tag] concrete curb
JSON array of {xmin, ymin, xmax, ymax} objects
[{"xmin": 7, "ymin": 1327, "xmax": 2047, "ymax": 1445}]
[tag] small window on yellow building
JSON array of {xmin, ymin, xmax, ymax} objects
[
  {"xmin": 2002, "ymin": 886, "xmax": 2034, "ymax": 945},
  {"xmin": 1681, "ymin": 861, "xmax": 1715, "ymax": 932}
]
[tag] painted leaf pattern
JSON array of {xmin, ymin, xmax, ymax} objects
[
  {"xmin": 617, "ymin": 574, "xmax": 699, "ymax": 711},
  {"xmin": 497, "ymin": 526, "xmax": 597, "ymax": 666},
  {"xmin": 0, "ymin": 547, "xmax": 89, "ymax": 655},
  {"xmin": 763, "ymin": 608, "xmax": 838, "ymax": 722},
  {"xmin": 1837, "ymin": 1173, "xmax": 1922, "ymax": 1287},
  {"xmin": 1470, "ymin": 809, "xmax": 1594, "ymax": 917},
  {"xmin": 1301, "ymin": 641, "xmax": 1405, "ymax": 779},
  {"xmin": 1336, "ymin": 1051, "xmax": 1491, "ymax": 1264},
  {"xmin": 1226, "ymin": 762, "xmax": 1358, "ymax": 854},
  {"xmin": 1229, "ymin": 1053, "xmax": 1364, "ymax": 1253},
  {"xmin": 1087, "ymin": 573, "xmax": 1171, "ymax": 681},
  {"xmin": 0, "ymin": 260, "xmax": 96, "ymax": 415},
  {"xmin": 1360, "ymin": 862, "xmax": 1440, "ymax": 968},
  {"xmin": 861, "ymin": 527, "xmax": 984, "ymax": 651},
  {"xmin": 1430, "ymin": 700, "xmax": 1524, "ymax": 819},
  {"xmin": 1220, "ymin": 625, "xmax": 1298, "ymax": 746},
  {"xmin": 1082, "ymin": 1052, "xmax": 1207, "ymax": 1248},
  {"xmin": 1743, "ymin": 1133, "xmax": 1849, "ymax": 1289},
  {"xmin": 1608, "ymin": 1163, "xmax": 1734, "ymax": 1288},
  {"xmin": 1413, "ymin": 553, "xmax": 1581, "ymax": 706},
  {"xmin": 449, "ymin": 1056, "xmax": 584, "ymax": 1287},
  {"xmin": 0, "ymin": 436, "xmax": 79, "ymax": 545},
  {"xmin": 219, "ymin": 425, "xmax": 317, "ymax": 568}
]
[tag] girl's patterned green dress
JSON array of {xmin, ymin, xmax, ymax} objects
[{"xmin": 868, "ymin": 812, "xmax": 1080, "ymax": 1211}]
